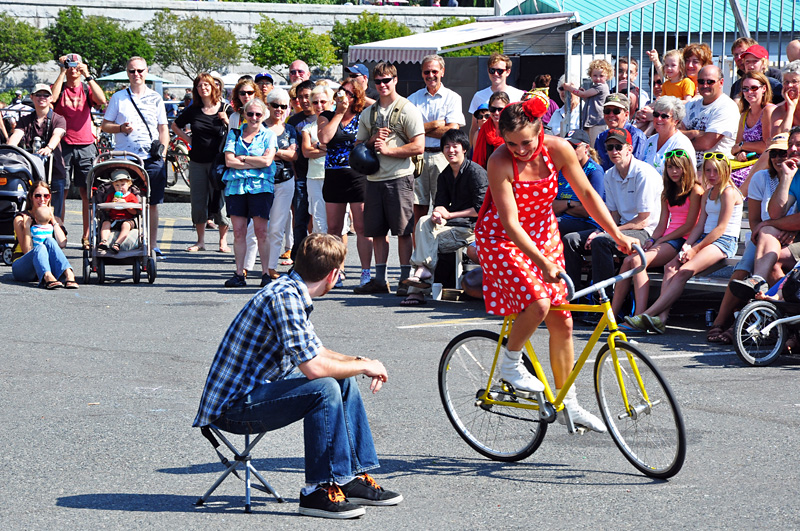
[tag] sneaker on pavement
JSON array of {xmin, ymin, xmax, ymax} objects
[
  {"xmin": 353, "ymin": 279, "xmax": 390, "ymax": 294},
  {"xmin": 298, "ymin": 484, "xmax": 365, "ymax": 519},
  {"xmin": 558, "ymin": 401, "xmax": 607, "ymax": 433},
  {"xmin": 340, "ymin": 474, "xmax": 403, "ymax": 506},
  {"xmin": 498, "ymin": 357, "xmax": 544, "ymax": 393},
  {"xmin": 224, "ymin": 273, "xmax": 247, "ymax": 287}
]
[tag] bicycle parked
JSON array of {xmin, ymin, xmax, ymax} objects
[
  {"xmin": 166, "ymin": 132, "xmax": 190, "ymax": 188},
  {"xmin": 438, "ymin": 245, "xmax": 686, "ymax": 479}
]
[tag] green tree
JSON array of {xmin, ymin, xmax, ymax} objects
[
  {"xmin": 429, "ymin": 17, "xmax": 503, "ymax": 57},
  {"xmin": 249, "ymin": 17, "xmax": 337, "ymax": 72},
  {"xmin": 329, "ymin": 11, "xmax": 412, "ymax": 61},
  {"xmin": 0, "ymin": 14, "xmax": 51, "ymax": 76},
  {"xmin": 46, "ymin": 6, "xmax": 153, "ymax": 78}
]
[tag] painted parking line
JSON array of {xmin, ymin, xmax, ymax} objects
[{"xmin": 396, "ymin": 317, "xmax": 499, "ymax": 329}]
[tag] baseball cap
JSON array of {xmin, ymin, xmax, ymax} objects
[
  {"xmin": 255, "ymin": 72, "xmax": 273, "ymax": 84},
  {"xmin": 345, "ymin": 64, "xmax": 369, "ymax": 78},
  {"xmin": 473, "ymin": 103, "xmax": 489, "ymax": 117},
  {"xmin": 604, "ymin": 93, "xmax": 630, "ymax": 110},
  {"xmin": 65, "ymin": 53, "xmax": 82, "ymax": 67},
  {"xmin": 32, "ymin": 83, "xmax": 52, "ymax": 96},
  {"xmin": 605, "ymin": 128, "xmax": 632, "ymax": 145},
  {"xmin": 565, "ymin": 129, "xmax": 590, "ymax": 146},
  {"xmin": 110, "ymin": 169, "xmax": 131, "ymax": 182},
  {"xmin": 743, "ymin": 44, "xmax": 769, "ymax": 59},
  {"xmin": 209, "ymin": 71, "xmax": 224, "ymax": 88},
  {"xmin": 766, "ymin": 132, "xmax": 789, "ymax": 151}
]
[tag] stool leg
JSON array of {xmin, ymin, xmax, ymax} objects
[
  {"xmin": 455, "ymin": 250, "xmax": 463, "ymax": 289},
  {"xmin": 244, "ymin": 434, "xmax": 252, "ymax": 513},
  {"xmin": 196, "ymin": 460, "xmax": 241, "ymax": 506},
  {"xmin": 249, "ymin": 462, "xmax": 286, "ymax": 503}
]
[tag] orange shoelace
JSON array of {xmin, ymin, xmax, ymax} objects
[
  {"xmin": 326, "ymin": 484, "xmax": 346, "ymax": 503},
  {"xmin": 361, "ymin": 474, "xmax": 382, "ymax": 490}
]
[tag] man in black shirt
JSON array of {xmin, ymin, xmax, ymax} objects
[
  {"xmin": 287, "ymin": 79, "xmax": 317, "ymax": 258},
  {"xmin": 400, "ymin": 128, "xmax": 488, "ymax": 305}
]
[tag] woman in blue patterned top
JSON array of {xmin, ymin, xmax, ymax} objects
[
  {"xmin": 222, "ymin": 98, "xmax": 277, "ymax": 287},
  {"xmin": 317, "ymin": 79, "xmax": 373, "ymax": 286}
]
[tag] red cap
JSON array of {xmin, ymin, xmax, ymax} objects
[
  {"xmin": 743, "ymin": 44, "xmax": 769, "ymax": 59},
  {"xmin": 605, "ymin": 127, "xmax": 632, "ymax": 145}
]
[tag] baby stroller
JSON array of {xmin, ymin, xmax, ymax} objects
[
  {"xmin": 733, "ymin": 266, "xmax": 800, "ymax": 366},
  {"xmin": 83, "ymin": 151, "xmax": 156, "ymax": 284},
  {"xmin": 0, "ymin": 145, "xmax": 47, "ymax": 265}
]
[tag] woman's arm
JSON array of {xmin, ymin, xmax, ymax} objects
[
  {"xmin": 52, "ymin": 218, "xmax": 68, "ymax": 248},
  {"xmin": 648, "ymin": 198, "xmax": 670, "ymax": 246},
  {"xmin": 301, "ymin": 130, "xmax": 326, "ymax": 159},
  {"xmin": 317, "ymin": 106, "xmax": 346, "ymax": 144},
  {"xmin": 170, "ymin": 120, "xmax": 191, "ymax": 146},
  {"xmin": 276, "ymin": 133, "xmax": 298, "ymax": 162},
  {"xmin": 13, "ymin": 215, "xmax": 32, "ymax": 255}
]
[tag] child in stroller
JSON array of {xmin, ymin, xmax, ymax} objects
[{"xmin": 98, "ymin": 169, "xmax": 141, "ymax": 254}]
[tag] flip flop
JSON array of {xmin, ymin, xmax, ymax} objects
[
  {"xmin": 707, "ymin": 324, "xmax": 727, "ymax": 343},
  {"xmin": 81, "ymin": 238, "xmax": 91, "ymax": 251},
  {"xmin": 402, "ymin": 275, "xmax": 432, "ymax": 289},
  {"xmin": 280, "ymin": 258, "xmax": 293, "ymax": 266},
  {"xmin": 45, "ymin": 280, "xmax": 64, "ymax": 290},
  {"xmin": 64, "ymin": 280, "xmax": 80, "ymax": 290},
  {"xmin": 400, "ymin": 294, "xmax": 427, "ymax": 306},
  {"xmin": 186, "ymin": 245, "xmax": 205, "ymax": 252}
]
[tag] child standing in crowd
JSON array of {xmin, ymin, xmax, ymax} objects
[
  {"xmin": 659, "ymin": 50, "xmax": 697, "ymax": 101},
  {"xmin": 626, "ymin": 153, "xmax": 743, "ymax": 334},
  {"xmin": 563, "ymin": 59, "xmax": 612, "ymax": 145},
  {"xmin": 98, "ymin": 169, "xmax": 141, "ymax": 254},
  {"xmin": 612, "ymin": 148, "xmax": 704, "ymax": 319}
]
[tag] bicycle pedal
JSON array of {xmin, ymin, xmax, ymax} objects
[
  {"xmin": 500, "ymin": 379, "xmax": 532, "ymax": 398},
  {"xmin": 574, "ymin": 426, "xmax": 589, "ymax": 435}
]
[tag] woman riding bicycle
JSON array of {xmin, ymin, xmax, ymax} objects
[{"xmin": 475, "ymin": 95, "xmax": 636, "ymax": 432}]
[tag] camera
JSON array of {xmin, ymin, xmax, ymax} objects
[{"xmin": 65, "ymin": 61, "xmax": 79, "ymax": 68}]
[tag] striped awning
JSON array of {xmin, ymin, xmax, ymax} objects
[{"xmin": 348, "ymin": 13, "xmax": 576, "ymax": 64}]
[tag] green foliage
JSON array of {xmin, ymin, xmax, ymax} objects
[
  {"xmin": 249, "ymin": 16, "xmax": 337, "ymax": 72},
  {"xmin": 0, "ymin": 89, "xmax": 26, "ymax": 106},
  {"xmin": 221, "ymin": 0, "xmax": 337, "ymax": 3},
  {"xmin": 142, "ymin": 10, "xmax": 241, "ymax": 79},
  {"xmin": 46, "ymin": 7, "xmax": 153, "ymax": 78},
  {"xmin": 429, "ymin": 16, "xmax": 503, "ymax": 57},
  {"xmin": 0, "ymin": 14, "xmax": 51, "ymax": 76},
  {"xmin": 330, "ymin": 11, "xmax": 413, "ymax": 61}
]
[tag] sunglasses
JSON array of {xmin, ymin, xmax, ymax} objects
[
  {"xmin": 34, "ymin": 193, "xmax": 51, "ymax": 199},
  {"xmin": 127, "ymin": 68, "xmax": 145, "ymax": 75},
  {"xmin": 489, "ymin": 106, "xmax": 505, "ymax": 114},
  {"xmin": 664, "ymin": 149, "xmax": 688, "ymax": 159},
  {"xmin": 741, "ymin": 84, "xmax": 764, "ymax": 93},
  {"xmin": 769, "ymin": 149, "xmax": 788, "ymax": 159},
  {"xmin": 289, "ymin": 69, "xmax": 307, "ymax": 75},
  {"xmin": 475, "ymin": 113, "xmax": 490, "ymax": 120},
  {"xmin": 423, "ymin": 70, "xmax": 441, "ymax": 76},
  {"xmin": 269, "ymin": 103, "xmax": 288, "ymax": 110},
  {"xmin": 239, "ymin": 90, "xmax": 255, "ymax": 96},
  {"xmin": 652, "ymin": 112, "xmax": 672, "ymax": 119},
  {"xmin": 605, "ymin": 143, "xmax": 625, "ymax": 152},
  {"xmin": 653, "ymin": 79, "xmax": 664, "ymax": 85},
  {"xmin": 342, "ymin": 89, "xmax": 355, "ymax": 98},
  {"xmin": 488, "ymin": 67, "xmax": 508, "ymax": 75},
  {"xmin": 603, "ymin": 108, "xmax": 623, "ymax": 115},
  {"xmin": 374, "ymin": 77, "xmax": 394, "ymax": 86},
  {"xmin": 697, "ymin": 78, "xmax": 720, "ymax": 85},
  {"xmin": 33, "ymin": 93, "xmax": 50, "ymax": 98},
  {"xmin": 246, "ymin": 111, "xmax": 263, "ymax": 118},
  {"xmin": 703, "ymin": 152, "xmax": 727, "ymax": 160}
]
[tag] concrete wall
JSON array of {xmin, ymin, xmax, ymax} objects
[{"xmin": 2, "ymin": 0, "xmax": 493, "ymax": 88}]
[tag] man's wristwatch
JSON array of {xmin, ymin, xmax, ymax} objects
[
  {"xmin": 566, "ymin": 200, "xmax": 572, "ymax": 210},
  {"xmin": 85, "ymin": 76, "xmax": 94, "ymax": 82}
]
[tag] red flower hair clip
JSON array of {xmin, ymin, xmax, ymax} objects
[{"xmin": 522, "ymin": 93, "xmax": 548, "ymax": 120}]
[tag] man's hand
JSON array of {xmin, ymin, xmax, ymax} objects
[
  {"xmin": 79, "ymin": 63, "xmax": 90, "ymax": 78},
  {"xmin": 119, "ymin": 122, "xmax": 133, "ymax": 135},
  {"xmin": 584, "ymin": 230, "xmax": 602, "ymax": 250},
  {"xmin": 362, "ymin": 359, "xmax": 388, "ymax": 393},
  {"xmin": 615, "ymin": 234, "xmax": 638, "ymax": 254},
  {"xmin": 431, "ymin": 210, "xmax": 448, "ymax": 225}
]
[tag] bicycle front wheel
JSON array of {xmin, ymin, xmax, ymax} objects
[
  {"xmin": 594, "ymin": 341, "xmax": 686, "ymax": 479},
  {"xmin": 173, "ymin": 153, "xmax": 190, "ymax": 187},
  {"xmin": 734, "ymin": 300, "xmax": 786, "ymax": 366},
  {"xmin": 438, "ymin": 330, "xmax": 547, "ymax": 462}
]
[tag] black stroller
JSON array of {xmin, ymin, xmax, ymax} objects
[
  {"xmin": 0, "ymin": 145, "xmax": 47, "ymax": 265},
  {"xmin": 83, "ymin": 151, "xmax": 156, "ymax": 284}
]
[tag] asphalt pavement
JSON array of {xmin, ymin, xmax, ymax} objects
[{"xmin": 2, "ymin": 198, "xmax": 799, "ymax": 529}]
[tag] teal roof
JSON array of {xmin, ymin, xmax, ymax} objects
[{"xmin": 506, "ymin": 0, "xmax": 800, "ymax": 34}]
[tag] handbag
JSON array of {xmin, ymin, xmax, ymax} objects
[
  {"xmin": 127, "ymin": 88, "xmax": 162, "ymax": 160},
  {"xmin": 209, "ymin": 128, "xmax": 238, "ymax": 191}
]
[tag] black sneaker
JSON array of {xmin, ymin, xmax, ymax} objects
[
  {"xmin": 260, "ymin": 273, "xmax": 271, "ymax": 287},
  {"xmin": 353, "ymin": 279, "xmax": 390, "ymax": 294},
  {"xmin": 340, "ymin": 474, "xmax": 403, "ymax": 506},
  {"xmin": 298, "ymin": 484, "xmax": 365, "ymax": 519},
  {"xmin": 224, "ymin": 273, "xmax": 246, "ymax": 287}
]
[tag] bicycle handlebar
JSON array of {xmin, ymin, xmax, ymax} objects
[{"xmin": 560, "ymin": 244, "xmax": 647, "ymax": 302}]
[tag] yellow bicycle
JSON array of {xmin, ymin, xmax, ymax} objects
[{"xmin": 438, "ymin": 246, "xmax": 686, "ymax": 479}]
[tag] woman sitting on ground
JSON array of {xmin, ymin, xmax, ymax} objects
[
  {"xmin": 612, "ymin": 148, "xmax": 703, "ymax": 320},
  {"xmin": 11, "ymin": 181, "xmax": 79, "ymax": 289},
  {"xmin": 626, "ymin": 153, "xmax": 743, "ymax": 334}
]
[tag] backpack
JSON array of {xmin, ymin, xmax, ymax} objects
[{"xmin": 369, "ymin": 97, "xmax": 424, "ymax": 178}]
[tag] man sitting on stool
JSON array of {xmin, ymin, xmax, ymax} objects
[
  {"xmin": 193, "ymin": 233, "xmax": 402, "ymax": 519},
  {"xmin": 401, "ymin": 128, "xmax": 488, "ymax": 305}
]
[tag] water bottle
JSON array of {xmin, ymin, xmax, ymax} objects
[
  {"xmin": 705, "ymin": 309, "xmax": 715, "ymax": 327},
  {"xmin": 32, "ymin": 136, "xmax": 43, "ymax": 152}
]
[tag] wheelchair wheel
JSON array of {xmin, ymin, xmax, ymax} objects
[
  {"xmin": 594, "ymin": 341, "xmax": 686, "ymax": 479},
  {"xmin": 734, "ymin": 300, "xmax": 786, "ymax": 366},
  {"xmin": 438, "ymin": 330, "xmax": 547, "ymax": 462}
]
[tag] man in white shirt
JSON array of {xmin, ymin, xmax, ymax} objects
[
  {"xmin": 467, "ymin": 53, "xmax": 525, "ymax": 146},
  {"xmin": 682, "ymin": 65, "xmax": 740, "ymax": 165},
  {"xmin": 562, "ymin": 128, "xmax": 662, "ymax": 296},
  {"xmin": 407, "ymin": 54, "xmax": 465, "ymax": 228},
  {"xmin": 101, "ymin": 56, "xmax": 170, "ymax": 256}
]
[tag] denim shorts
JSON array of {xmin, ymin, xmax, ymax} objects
[
  {"xmin": 702, "ymin": 233, "xmax": 738, "ymax": 258},
  {"xmin": 663, "ymin": 237, "xmax": 686, "ymax": 252}
]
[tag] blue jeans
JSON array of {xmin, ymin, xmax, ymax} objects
[
  {"xmin": 215, "ymin": 375, "xmax": 380, "ymax": 485},
  {"xmin": 291, "ymin": 177, "xmax": 310, "ymax": 259},
  {"xmin": 51, "ymin": 178, "xmax": 66, "ymax": 221},
  {"xmin": 12, "ymin": 238, "xmax": 72, "ymax": 282}
]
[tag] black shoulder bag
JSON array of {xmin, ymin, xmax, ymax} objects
[{"xmin": 127, "ymin": 88, "xmax": 162, "ymax": 160}]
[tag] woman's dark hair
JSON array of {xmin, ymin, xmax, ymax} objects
[
  {"xmin": 488, "ymin": 90, "xmax": 510, "ymax": 107},
  {"xmin": 192, "ymin": 73, "xmax": 221, "ymax": 107},
  {"xmin": 498, "ymin": 101, "xmax": 543, "ymax": 138},
  {"xmin": 440, "ymin": 128, "xmax": 470, "ymax": 152},
  {"xmin": 231, "ymin": 80, "xmax": 262, "ymax": 113},
  {"xmin": 27, "ymin": 180, "xmax": 51, "ymax": 208},
  {"xmin": 662, "ymin": 154, "xmax": 697, "ymax": 207},
  {"xmin": 340, "ymin": 79, "xmax": 366, "ymax": 114},
  {"xmin": 534, "ymin": 74, "xmax": 551, "ymax": 88}
]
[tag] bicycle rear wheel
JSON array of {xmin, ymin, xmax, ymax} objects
[
  {"xmin": 594, "ymin": 341, "xmax": 686, "ymax": 479},
  {"xmin": 734, "ymin": 300, "xmax": 786, "ymax": 366},
  {"xmin": 438, "ymin": 330, "xmax": 547, "ymax": 462},
  {"xmin": 172, "ymin": 152, "xmax": 190, "ymax": 188}
]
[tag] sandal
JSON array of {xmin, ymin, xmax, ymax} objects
[
  {"xmin": 64, "ymin": 280, "xmax": 80, "ymax": 289},
  {"xmin": 707, "ymin": 324, "xmax": 727, "ymax": 343},
  {"xmin": 186, "ymin": 245, "xmax": 205, "ymax": 252},
  {"xmin": 729, "ymin": 276, "xmax": 767, "ymax": 300},
  {"xmin": 81, "ymin": 237, "xmax": 90, "ymax": 251},
  {"xmin": 717, "ymin": 327, "xmax": 734, "ymax": 345},
  {"xmin": 45, "ymin": 279, "xmax": 64, "ymax": 290},
  {"xmin": 400, "ymin": 293, "xmax": 427, "ymax": 306},
  {"xmin": 98, "ymin": 240, "xmax": 109, "ymax": 251},
  {"xmin": 110, "ymin": 242, "xmax": 121, "ymax": 254}
]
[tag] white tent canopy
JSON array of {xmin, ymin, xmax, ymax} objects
[{"xmin": 349, "ymin": 13, "xmax": 577, "ymax": 64}]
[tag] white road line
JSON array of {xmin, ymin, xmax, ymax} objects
[
  {"xmin": 397, "ymin": 318, "xmax": 499, "ymax": 329},
  {"xmin": 649, "ymin": 350, "xmax": 735, "ymax": 360}
]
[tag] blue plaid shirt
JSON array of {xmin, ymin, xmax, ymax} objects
[{"xmin": 193, "ymin": 271, "xmax": 322, "ymax": 428}]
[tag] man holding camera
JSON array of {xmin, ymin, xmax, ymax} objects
[
  {"xmin": 51, "ymin": 53, "xmax": 107, "ymax": 250},
  {"xmin": 101, "ymin": 56, "xmax": 169, "ymax": 256}
]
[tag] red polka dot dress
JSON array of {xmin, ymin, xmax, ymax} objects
[{"xmin": 475, "ymin": 145, "xmax": 569, "ymax": 316}]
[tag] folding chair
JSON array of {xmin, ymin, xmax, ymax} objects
[{"xmin": 195, "ymin": 425, "xmax": 285, "ymax": 512}]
